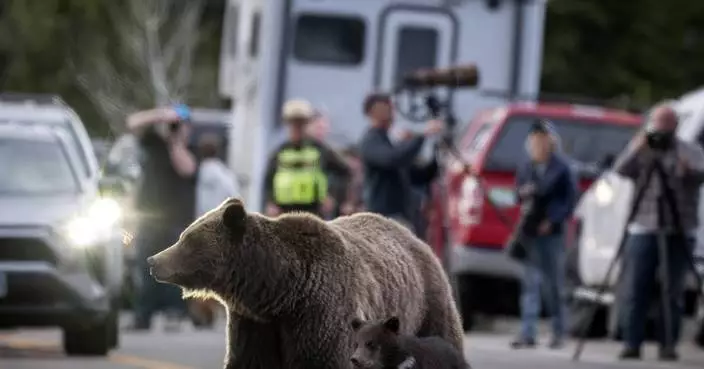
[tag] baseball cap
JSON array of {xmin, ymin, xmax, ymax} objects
[{"xmin": 282, "ymin": 99, "xmax": 314, "ymax": 120}]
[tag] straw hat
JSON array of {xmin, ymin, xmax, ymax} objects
[{"xmin": 282, "ymin": 99, "xmax": 314, "ymax": 120}]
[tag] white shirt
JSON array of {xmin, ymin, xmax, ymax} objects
[{"xmin": 196, "ymin": 158, "xmax": 240, "ymax": 217}]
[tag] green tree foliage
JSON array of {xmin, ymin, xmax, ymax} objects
[
  {"xmin": 542, "ymin": 0, "xmax": 704, "ymax": 109},
  {"xmin": 2, "ymin": 0, "xmax": 704, "ymax": 135},
  {"xmin": 0, "ymin": 0, "xmax": 225, "ymax": 137}
]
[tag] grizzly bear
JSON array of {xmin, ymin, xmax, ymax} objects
[
  {"xmin": 147, "ymin": 198, "xmax": 463, "ymax": 369},
  {"xmin": 350, "ymin": 316, "xmax": 469, "ymax": 369}
]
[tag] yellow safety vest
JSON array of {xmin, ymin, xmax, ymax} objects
[{"xmin": 272, "ymin": 146, "xmax": 327, "ymax": 205}]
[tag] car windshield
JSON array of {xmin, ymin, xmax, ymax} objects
[
  {"xmin": 0, "ymin": 138, "xmax": 78, "ymax": 195},
  {"xmin": 485, "ymin": 115, "xmax": 639, "ymax": 178}
]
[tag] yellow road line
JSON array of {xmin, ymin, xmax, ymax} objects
[{"xmin": 0, "ymin": 335, "xmax": 196, "ymax": 369}]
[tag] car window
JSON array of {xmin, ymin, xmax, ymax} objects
[
  {"xmin": 485, "ymin": 115, "xmax": 638, "ymax": 177},
  {"xmin": 62, "ymin": 119, "xmax": 92, "ymax": 178},
  {"xmin": 0, "ymin": 138, "xmax": 78, "ymax": 195}
]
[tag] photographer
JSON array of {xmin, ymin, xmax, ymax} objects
[
  {"xmin": 613, "ymin": 103, "xmax": 704, "ymax": 360},
  {"xmin": 126, "ymin": 105, "xmax": 197, "ymax": 331},
  {"xmin": 359, "ymin": 92, "xmax": 443, "ymax": 231},
  {"xmin": 511, "ymin": 119, "xmax": 577, "ymax": 350}
]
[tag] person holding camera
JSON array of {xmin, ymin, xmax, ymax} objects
[
  {"xmin": 613, "ymin": 103, "xmax": 704, "ymax": 360},
  {"xmin": 359, "ymin": 92, "xmax": 443, "ymax": 232},
  {"xmin": 511, "ymin": 119, "xmax": 578, "ymax": 350},
  {"xmin": 126, "ymin": 104, "xmax": 197, "ymax": 331}
]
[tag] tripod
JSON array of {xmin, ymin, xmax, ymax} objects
[{"xmin": 573, "ymin": 156, "xmax": 704, "ymax": 361}]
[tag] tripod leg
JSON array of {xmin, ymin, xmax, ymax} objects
[
  {"xmin": 656, "ymin": 223, "xmax": 674, "ymax": 350},
  {"xmin": 572, "ymin": 164, "xmax": 656, "ymax": 361}
]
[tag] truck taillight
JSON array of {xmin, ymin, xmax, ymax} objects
[{"xmin": 457, "ymin": 177, "xmax": 483, "ymax": 226}]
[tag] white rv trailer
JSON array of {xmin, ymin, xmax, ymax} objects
[{"xmin": 220, "ymin": 0, "xmax": 549, "ymax": 211}]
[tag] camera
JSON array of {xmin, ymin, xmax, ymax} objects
[
  {"xmin": 169, "ymin": 121, "xmax": 181, "ymax": 133},
  {"xmin": 646, "ymin": 130, "xmax": 675, "ymax": 151}
]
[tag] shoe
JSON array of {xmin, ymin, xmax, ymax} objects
[
  {"xmin": 658, "ymin": 347, "xmax": 679, "ymax": 361},
  {"xmin": 510, "ymin": 337, "xmax": 536, "ymax": 349},
  {"xmin": 548, "ymin": 337, "xmax": 564, "ymax": 350},
  {"xmin": 618, "ymin": 347, "xmax": 641, "ymax": 360}
]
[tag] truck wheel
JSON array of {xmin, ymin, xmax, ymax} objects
[
  {"xmin": 455, "ymin": 275, "xmax": 476, "ymax": 332},
  {"xmin": 63, "ymin": 315, "xmax": 114, "ymax": 356},
  {"xmin": 107, "ymin": 303, "xmax": 120, "ymax": 349}
]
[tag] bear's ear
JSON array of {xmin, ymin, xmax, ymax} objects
[
  {"xmin": 350, "ymin": 318, "xmax": 364, "ymax": 332},
  {"xmin": 383, "ymin": 316, "xmax": 400, "ymax": 334},
  {"xmin": 222, "ymin": 198, "xmax": 247, "ymax": 232}
]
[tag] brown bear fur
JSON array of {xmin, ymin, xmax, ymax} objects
[{"xmin": 148, "ymin": 198, "xmax": 464, "ymax": 369}]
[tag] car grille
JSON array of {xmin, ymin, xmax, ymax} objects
[{"xmin": 0, "ymin": 237, "xmax": 57, "ymax": 265}]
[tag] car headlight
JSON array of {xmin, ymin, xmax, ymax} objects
[
  {"xmin": 63, "ymin": 198, "xmax": 123, "ymax": 248},
  {"xmin": 594, "ymin": 179, "xmax": 614, "ymax": 206},
  {"xmin": 88, "ymin": 198, "xmax": 123, "ymax": 226}
]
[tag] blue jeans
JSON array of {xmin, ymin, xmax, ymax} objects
[
  {"xmin": 134, "ymin": 222, "xmax": 188, "ymax": 327},
  {"xmin": 520, "ymin": 234, "xmax": 567, "ymax": 341},
  {"xmin": 621, "ymin": 233, "xmax": 692, "ymax": 349}
]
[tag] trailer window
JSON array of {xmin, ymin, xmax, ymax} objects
[
  {"xmin": 293, "ymin": 14, "xmax": 365, "ymax": 65},
  {"xmin": 394, "ymin": 27, "xmax": 438, "ymax": 86},
  {"xmin": 226, "ymin": 4, "xmax": 239, "ymax": 57},
  {"xmin": 249, "ymin": 12, "xmax": 260, "ymax": 57}
]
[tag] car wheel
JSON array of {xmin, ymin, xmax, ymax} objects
[
  {"xmin": 63, "ymin": 314, "xmax": 115, "ymax": 356},
  {"xmin": 107, "ymin": 300, "xmax": 120, "ymax": 349}
]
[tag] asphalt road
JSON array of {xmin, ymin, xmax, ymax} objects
[{"xmin": 0, "ymin": 316, "xmax": 702, "ymax": 369}]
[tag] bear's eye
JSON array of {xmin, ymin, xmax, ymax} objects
[
  {"xmin": 353, "ymin": 342, "xmax": 358, "ymax": 349},
  {"xmin": 365, "ymin": 341, "xmax": 376, "ymax": 350}
]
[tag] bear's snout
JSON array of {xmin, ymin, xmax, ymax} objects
[{"xmin": 147, "ymin": 252, "xmax": 175, "ymax": 283}]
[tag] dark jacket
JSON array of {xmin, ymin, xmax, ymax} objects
[
  {"xmin": 359, "ymin": 127, "xmax": 426, "ymax": 217},
  {"xmin": 515, "ymin": 153, "xmax": 578, "ymax": 235}
]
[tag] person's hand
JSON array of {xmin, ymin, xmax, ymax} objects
[
  {"xmin": 265, "ymin": 202, "xmax": 281, "ymax": 217},
  {"xmin": 321, "ymin": 197, "xmax": 336, "ymax": 215},
  {"xmin": 168, "ymin": 123, "xmax": 189, "ymax": 147},
  {"xmin": 396, "ymin": 128, "xmax": 415, "ymax": 141},
  {"xmin": 538, "ymin": 220, "xmax": 552, "ymax": 235},
  {"xmin": 629, "ymin": 131, "xmax": 647, "ymax": 151},
  {"xmin": 518, "ymin": 183, "xmax": 537, "ymax": 198},
  {"xmin": 423, "ymin": 119, "xmax": 444, "ymax": 137}
]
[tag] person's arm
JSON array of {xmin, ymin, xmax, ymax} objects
[
  {"xmin": 547, "ymin": 166, "xmax": 579, "ymax": 228},
  {"xmin": 613, "ymin": 133, "xmax": 646, "ymax": 180},
  {"xmin": 168, "ymin": 142, "xmax": 197, "ymax": 177},
  {"xmin": 127, "ymin": 108, "xmax": 179, "ymax": 137},
  {"xmin": 682, "ymin": 142, "xmax": 704, "ymax": 185},
  {"xmin": 318, "ymin": 142, "xmax": 352, "ymax": 179},
  {"xmin": 360, "ymin": 132, "xmax": 425, "ymax": 168}
]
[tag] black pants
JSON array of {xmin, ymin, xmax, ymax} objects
[{"xmin": 134, "ymin": 221, "xmax": 188, "ymax": 327}]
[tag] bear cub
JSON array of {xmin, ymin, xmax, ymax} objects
[{"xmin": 350, "ymin": 316, "xmax": 470, "ymax": 369}]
